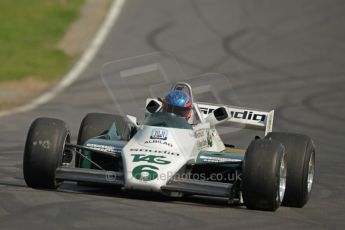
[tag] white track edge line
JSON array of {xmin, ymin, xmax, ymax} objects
[{"xmin": 0, "ymin": 0, "xmax": 126, "ymax": 118}]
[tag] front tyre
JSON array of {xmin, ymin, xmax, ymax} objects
[
  {"xmin": 242, "ymin": 139, "xmax": 287, "ymax": 211},
  {"xmin": 23, "ymin": 118, "xmax": 70, "ymax": 189},
  {"xmin": 265, "ymin": 132, "xmax": 315, "ymax": 207}
]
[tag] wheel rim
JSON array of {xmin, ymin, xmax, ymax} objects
[
  {"xmin": 307, "ymin": 152, "xmax": 315, "ymax": 193},
  {"xmin": 279, "ymin": 155, "xmax": 287, "ymax": 202}
]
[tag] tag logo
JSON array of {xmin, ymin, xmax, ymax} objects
[
  {"xmin": 150, "ymin": 128, "xmax": 168, "ymax": 140},
  {"xmin": 131, "ymin": 154, "xmax": 171, "ymax": 165}
]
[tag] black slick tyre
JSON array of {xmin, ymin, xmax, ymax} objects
[
  {"xmin": 265, "ymin": 132, "xmax": 315, "ymax": 207},
  {"xmin": 242, "ymin": 139, "xmax": 287, "ymax": 211},
  {"xmin": 23, "ymin": 118, "xmax": 70, "ymax": 189}
]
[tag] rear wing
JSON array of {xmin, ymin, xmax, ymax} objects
[{"xmin": 196, "ymin": 102, "xmax": 274, "ymax": 136}]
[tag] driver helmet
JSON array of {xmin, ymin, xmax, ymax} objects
[{"xmin": 164, "ymin": 90, "xmax": 192, "ymax": 120}]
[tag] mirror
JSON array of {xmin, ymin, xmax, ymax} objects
[
  {"xmin": 204, "ymin": 106, "xmax": 230, "ymax": 126},
  {"xmin": 214, "ymin": 107, "xmax": 228, "ymax": 121},
  {"xmin": 146, "ymin": 98, "xmax": 163, "ymax": 114}
]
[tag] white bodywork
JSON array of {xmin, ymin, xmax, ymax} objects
[{"xmin": 121, "ymin": 98, "xmax": 274, "ymax": 192}]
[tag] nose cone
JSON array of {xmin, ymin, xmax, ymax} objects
[{"xmin": 121, "ymin": 126, "xmax": 197, "ymax": 192}]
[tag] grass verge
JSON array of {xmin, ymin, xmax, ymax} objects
[{"xmin": 0, "ymin": 0, "xmax": 84, "ymax": 82}]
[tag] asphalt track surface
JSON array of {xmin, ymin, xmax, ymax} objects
[{"xmin": 1, "ymin": 0, "xmax": 345, "ymax": 229}]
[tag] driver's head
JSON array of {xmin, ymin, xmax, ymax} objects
[{"xmin": 164, "ymin": 90, "xmax": 192, "ymax": 120}]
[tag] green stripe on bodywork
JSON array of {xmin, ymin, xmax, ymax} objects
[{"xmin": 80, "ymin": 122, "xmax": 122, "ymax": 168}]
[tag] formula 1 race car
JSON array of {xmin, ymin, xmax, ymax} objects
[{"xmin": 23, "ymin": 53, "xmax": 315, "ymax": 211}]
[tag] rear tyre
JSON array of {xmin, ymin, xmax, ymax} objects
[
  {"xmin": 23, "ymin": 118, "xmax": 70, "ymax": 189},
  {"xmin": 242, "ymin": 139, "xmax": 286, "ymax": 211},
  {"xmin": 75, "ymin": 113, "xmax": 135, "ymax": 167},
  {"xmin": 265, "ymin": 132, "xmax": 315, "ymax": 207}
]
